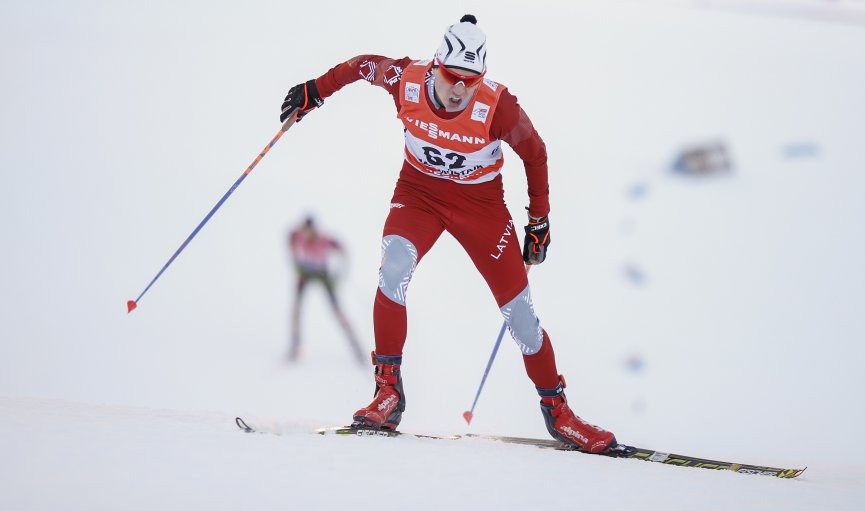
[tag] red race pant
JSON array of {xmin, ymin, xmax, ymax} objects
[{"xmin": 373, "ymin": 163, "xmax": 559, "ymax": 389}]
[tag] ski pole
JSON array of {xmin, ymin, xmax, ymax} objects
[
  {"xmin": 462, "ymin": 322, "xmax": 507, "ymax": 425},
  {"xmin": 463, "ymin": 265, "xmax": 531, "ymax": 425},
  {"xmin": 127, "ymin": 115, "xmax": 299, "ymax": 313}
]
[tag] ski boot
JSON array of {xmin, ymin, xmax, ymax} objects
[
  {"xmin": 538, "ymin": 375, "xmax": 617, "ymax": 453},
  {"xmin": 352, "ymin": 352, "xmax": 406, "ymax": 430}
]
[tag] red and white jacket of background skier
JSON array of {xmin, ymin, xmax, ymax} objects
[
  {"xmin": 289, "ymin": 227, "xmax": 341, "ymax": 274},
  {"xmin": 312, "ymin": 55, "xmax": 560, "ymax": 390}
]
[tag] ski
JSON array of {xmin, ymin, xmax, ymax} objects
[
  {"xmin": 235, "ymin": 417, "xmax": 259, "ymax": 433},
  {"xmin": 317, "ymin": 425, "xmax": 461, "ymax": 441},
  {"xmin": 236, "ymin": 418, "xmax": 806, "ymax": 479}
]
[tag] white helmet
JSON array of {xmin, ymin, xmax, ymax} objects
[{"xmin": 435, "ymin": 15, "xmax": 487, "ymax": 75}]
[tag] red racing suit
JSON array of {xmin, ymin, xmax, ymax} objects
[{"xmin": 313, "ymin": 56, "xmax": 559, "ymax": 388}]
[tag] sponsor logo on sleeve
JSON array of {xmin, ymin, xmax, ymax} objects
[
  {"xmin": 405, "ymin": 82, "xmax": 420, "ymax": 103},
  {"xmin": 384, "ymin": 65, "xmax": 403, "ymax": 86},
  {"xmin": 470, "ymin": 101, "xmax": 490, "ymax": 122},
  {"xmin": 359, "ymin": 60, "xmax": 376, "ymax": 82}
]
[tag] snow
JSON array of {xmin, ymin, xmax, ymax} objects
[
  {"xmin": 4, "ymin": 394, "xmax": 862, "ymax": 511},
  {"xmin": 2, "ymin": 0, "xmax": 865, "ymax": 509}
]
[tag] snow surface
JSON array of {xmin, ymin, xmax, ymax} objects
[{"xmin": 2, "ymin": 0, "xmax": 865, "ymax": 509}]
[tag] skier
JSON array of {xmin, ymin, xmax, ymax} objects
[
  {"xmin": 279, "ymin": 15, "xmax": 617, "ymax": 452},
  {"xmin": 287, "ymin": 215, "xmax": 363, "ymax": 364}
]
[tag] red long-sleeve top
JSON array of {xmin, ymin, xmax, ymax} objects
[{"xmin": 313, "ymin": 55, "xmax": 550, "ymax": 218}]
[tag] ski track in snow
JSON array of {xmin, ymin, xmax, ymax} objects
[{"xmin": 2, "ymin": 395, "xmax": 864, "ymax": 511}]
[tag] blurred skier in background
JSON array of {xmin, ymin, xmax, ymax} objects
[
  {"xmin": 288, "ymin": 216, "xmax": 364, "ymax": 364},
  {"xmin": 278, "ymin": 15, "xmax": 617, "ymax": 452}
]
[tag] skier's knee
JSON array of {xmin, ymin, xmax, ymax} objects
[
  {"xmin": 378, "ymin": 234, "xmax": 418, "ymax": 306},
  {"xmin": 500, "ymin": 286, "xmax": 543, "ymax": 354}
]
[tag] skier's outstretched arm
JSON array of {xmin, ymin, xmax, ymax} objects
[{"xmin": 280, "ymin": 55, "xmax": 413, "ymax": 122}]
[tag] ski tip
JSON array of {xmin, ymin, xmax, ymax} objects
[
  {"xmin": 126, "ymin": 300, "xmax": 137, "ymax": 313},
  {"xmin": 235, "ymin": 417, "xmax": 254, "ymax": 432},
  {"xmin": 789, "ymin": 467, "xmax": 807, "ymax": 478},
  {"xmin": 462, "ymin": 411, "xmax": 473, "ymax": 425}
]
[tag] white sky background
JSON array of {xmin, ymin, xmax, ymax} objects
[{"xmin": 2, "ymin": 0, "xmax": 865, "ymax": 490}]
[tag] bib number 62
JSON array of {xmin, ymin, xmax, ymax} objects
[{"xmin": 422, "ymin": 146, "xmax": 467, "ymax": 170}]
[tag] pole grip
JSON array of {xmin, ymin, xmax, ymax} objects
[{"xmin": 281, "ymin": 112, "xmax": 299, "ymax": 132}]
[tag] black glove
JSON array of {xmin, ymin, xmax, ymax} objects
[
  {"xmin": 522, "ymin": 213, "xmax": 551, "ymax": 265},
  {"xmin": 280, "ymin": 79, "xmax": 323, "ymax": 123}
]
